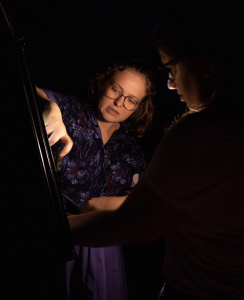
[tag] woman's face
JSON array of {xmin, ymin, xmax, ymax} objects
[
  {"xmin": 160, "ymin": 51, "xmax": 215, "ymax": 111},
  {"xmin": 96, "ymin": 69, "xmax": 146, "ymax": 123}
]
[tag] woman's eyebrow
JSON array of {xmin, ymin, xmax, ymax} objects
[
  {"xmin": 163, "ymin": 59, "xmax": 178, "ymax": 67},
  {"xmin": 110, "ymin": 82, "xmax": 139, "ymax": 100},
  {"xmin": 111, "ymin": 82, "xmax": 122, "ymax": 90}
]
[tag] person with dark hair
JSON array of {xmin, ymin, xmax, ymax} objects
[
  {"xmin": 67, "ymin": 1, "xmax": 244, "ymax": 299},
  {"xmin": 37, "ymin": 58, "xmax": 155, "ymax": 300}
]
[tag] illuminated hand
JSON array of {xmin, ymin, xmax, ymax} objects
[
  {"xmin": 36, "ymin": 86, "xmax": 73, "ymax": 157},
  {"xmin": 82, "ymin": 196, "xmax": 127, "ymax": 213}
]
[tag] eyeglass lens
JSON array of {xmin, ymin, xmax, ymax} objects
[{"xmin": 106, "ymin": 83, "xmax": 139, "ymax": 111}]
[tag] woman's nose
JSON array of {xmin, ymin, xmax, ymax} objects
[
  {"xmin": 114, "ymin": 96, "xmax": 124, "ymax": 107},
  {"xmin": 167, "ymin": 79, "xmax": 177, "ymax": 90}
]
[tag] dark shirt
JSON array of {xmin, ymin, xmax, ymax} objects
[{"xmin": 143, "ymin": 109, "xmax": 244, "ymax": 299}]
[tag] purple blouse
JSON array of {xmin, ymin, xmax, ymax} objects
[
  {"xmin": 44, "ymin": 90, "xmax": 146, "ymax": 207},
  {"xmin": 43, "ymin": 90, "xmax": 146, "ymax": 300}
]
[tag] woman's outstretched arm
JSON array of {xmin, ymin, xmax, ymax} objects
[
  {"xmin": 68, "ymin": 172, "xmax": 170, "ymax": 247},
  {"xmin": 81, "ymin": 196, "xmax": 127, "ymax": 213},
  {"xmin": 68, "ymin": 117, "xmax": 212, "ymax": 247},
  {"xmin": 36, "ymin": 86, "xmax": 73, "ymax": 157}
]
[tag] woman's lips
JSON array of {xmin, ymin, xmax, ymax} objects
[{"xmin": 107, "ymin": 106, "xmax": 119, "ymax": 115}]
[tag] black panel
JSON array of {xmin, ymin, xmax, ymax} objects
[{"xmin": 0, "ymin": 2, "xmax": 73, "ymax": 299}]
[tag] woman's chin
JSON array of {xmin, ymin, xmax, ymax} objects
[
  {"xmin": 189, "ymin": 107, "xmax": 200, "ymax": 112},
  {"xmin": 186, "ymin": 101, "xmax": 200, "ymax": 112}
]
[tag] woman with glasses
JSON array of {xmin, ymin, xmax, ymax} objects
[
  {"xmin": 67, "ymin": 1, "xmax": 244, "ymax": 299},
  {"xmin": 37, "ymin": 58, "xmax": 155, "ymax": 300}
]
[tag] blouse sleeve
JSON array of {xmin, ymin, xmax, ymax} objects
[
  {"xmin": 42, "ymin": 89, "xmax": 60, "ymax": 105},
  {"xmin": 42, "ymin": 89, "xmax": 69, "ymax": 114},
  {"xmin": 41, "ymin": 89, "xmax": 85, "ymax": 126}
]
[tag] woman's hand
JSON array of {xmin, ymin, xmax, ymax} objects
[
  {"xmin": 36, "ymin": 87, "xmax": 73, "ymax": 157},
  {"xmin": 43, "ymin": 100, "xmax": 73, "ymax": 157},
  {"xmin": 82, "ymin": 196, "xmax": 127, "ymax": 213}
]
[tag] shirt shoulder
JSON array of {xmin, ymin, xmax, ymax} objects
[{"xmin": 146, "ymin": 112, "xmax": 244, "ymax": 209}]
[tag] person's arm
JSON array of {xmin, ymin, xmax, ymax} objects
[
  {"xmin": 81, "ymin": 195, "xmax": 127, "ymax": 213},
  {"xmin": 68, "ymin": 115, "xmax": 225, "ymax": 247},
  {"xmin": 36, "ymin": 86, "xmax": 73, "ymax": 157},
  {"xmin": 68, "ymin": 173, "xmax": 169, "ymax": 247}
]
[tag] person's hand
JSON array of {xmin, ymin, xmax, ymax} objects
[
  {"xmin": 36, "ymin": 87, "xmax": 73, "ymax": 157},
  {"xmin": 82, "ymin": 196, "xmax": 127, "ymax": 213},
  {"xmin": 43, "ymin": 100, "xmax": 73, "ymax": 157}
]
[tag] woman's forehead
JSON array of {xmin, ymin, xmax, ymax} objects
[
  {"xmin": 158, "ymin": 49, "xmax": 175, "ymax": 65},
  {"xmin": 108, "ymin": 69, "xmax": 147, "ymax": 100},
  {"xmin": 109, "ymin": 69, "xmax": 146, "ymax": 84}
]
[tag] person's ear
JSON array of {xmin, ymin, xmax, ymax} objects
[
  {"xmin": 98, "ymin": 80, "xmax": 103, "ymax": 92},
  {"xmin": 204, "ymin": 59, "xmax": 223, "ymax": 79}
]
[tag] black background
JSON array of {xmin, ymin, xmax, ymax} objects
[
  {"xmin": 6, "ymin": 0, "xmax": 185, "ymax": 163},
  {"xmin": 3, "ymin": 0, "xmax": 186, "ymax": 299}
]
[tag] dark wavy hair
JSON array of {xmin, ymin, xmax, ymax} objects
[
  {"xmin": 152, "ymin": 0, "xmax": 244, "ymax": 61},
  {"xmin": 151, "ymin": 0, "xmax": 244, "ymax": 113},
  {"xmin": 89, "ymin": 58, "xmax": 156, "ymax": 137}
]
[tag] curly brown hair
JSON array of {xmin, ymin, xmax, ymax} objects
[{"xmin": 89, "ymin": 59, "xmax": 156, "ymax": 137}]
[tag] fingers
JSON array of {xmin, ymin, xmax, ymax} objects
[
  {"xmin": 42, "ymin": 101, "xmax": 61, "ymax": 126},
  {"xmin": 47, "ymin": 131, "xmax": 73, "ymax": 157},
  {"xmin": 81, "ymin": 202, "xmax": 94, "ymax": 214},
  {"xmin": 47, "ymin": 124, "xmax": 64, "ymax": 146},
  {"xmin": 59, "ymin": 135, "xmax": 73, "ymax": 157},
  {"xmin": 41, "ymin": 100, "xmax": 73, "ymax": 156},
  {"xmin": 46, "ymin": 124, "xmax": 73, "ymax": 157}
]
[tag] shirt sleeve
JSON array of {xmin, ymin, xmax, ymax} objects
[
  {"xmin": 144, "ymin": 114, "xmax": 244, "ymax": 210},
  {"xmin": 42, "ymin": 89, "xmax": 85, "ymax": 125},
  {"xmin": 42, "ymin": 89, "xmax": 60, "ymax": 105}
]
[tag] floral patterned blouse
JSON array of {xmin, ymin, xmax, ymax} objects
[{"xmin": 43, "ymin": 90, "xmax": 146, "ymax": 209}]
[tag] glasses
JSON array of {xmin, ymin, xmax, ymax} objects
[
  {"xmin": 159, "ymin": 59, "xmax": 178, "ymax": 90},
  {"xmin": 159, "ymin": 59, "xmax": 178, "ymax": 81},
  {"xmin": 105, "ymin": 81, "xmax": 141, "ymax": 111}
]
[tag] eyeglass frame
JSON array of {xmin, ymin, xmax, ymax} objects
[
  {"xmin": 105, "ymin": 80, "xmax": 143, "ymax": 111},
  {"xmin": 159, "ymin": 59, "xmax": 178, "ymax": 81}
]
